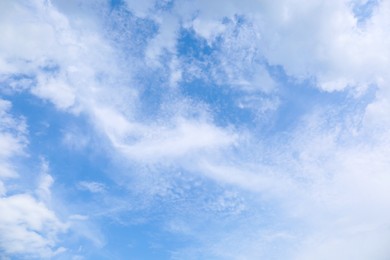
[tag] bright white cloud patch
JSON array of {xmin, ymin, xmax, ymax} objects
[
  {"xmin": 1, "ymin": 0, "xmax": 390, "ymax": 259},
  {"xmin": 0, "ymin": 194, "xmax": 67, "ymax": 258}
]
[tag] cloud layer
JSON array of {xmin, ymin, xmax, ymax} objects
[{"xmin": 1, "ymin": 0, "xmax": 390, "ymax": 259}]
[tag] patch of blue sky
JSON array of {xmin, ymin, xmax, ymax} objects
[
  {"xmin": 105, "ymin": 4, "xmax": 159, "ymax": 59},
  {"xmin": 1, "ymin": 91, "xmax": 151, "ymax": 259},
  {"xmin": 180, "ymin": 79, "xmax": 257, "ymax": 127},
  {"xmin": 155, "ymin": 0, "xmax": 175, "ymax": 12},
  {"xmin": 74, "ymin": 171, "xmax": 245, "ymax": 258},
  {"xmin": 177, "ymin": 28, "xmax": 215, "ymax": 62},
  {"xmin": 110, "ymin": 0, "xmax": 174, "ymax": 12},
  {"xmin": 100, "ymin": 224, "xmax": 174, "ymax": 259},
  {"xmin": 58, "ymin": 209, "xmax": 177, "ymax": 259},
  {"xmin": 352, "ymin": 0, "xmax": 380, "ymax": 24},
  {"xmin": 110, "ymin": 0, "xmax": 123, "ymax": 9},
  {"xmin": 130, "ymin": 62, "xmax": 175, "ymax": 121},
  {"xmin": 262, "ymin": 64, "xmax": 376, "ymax": 140},
  {"xmin": 4, "ymin": 90, "xmax": 114, "ymax": 198},
  {"xmin": 176, "ymin": 27, "xmax": 268, "ymax": 128}
]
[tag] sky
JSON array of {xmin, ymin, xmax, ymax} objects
[{"xmin": 1, "ymin": 0, "xmax": 390, "ymax": 259}]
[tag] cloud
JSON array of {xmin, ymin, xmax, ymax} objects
[
  {"xmin": 115, "ymin": 117, "xmax": 237, "ymax": 163},
  {"xmin": 1, "ymin": 0, "xmax": 390, "ymax": 259},
  {"xmin": 125, "ymin": 0, "xmax": 390, "ymax": 95},
  {"xmin": 32, "ymin": 74, "xmax": 76, "ymax": 111},
  {"xmin": 0, "ymin": 99, "xmax": 68, "ymax": 259},
  {"xmin": 35, "ymin": 160, "xmax": 55, "ymax": 201},
  {"xmin": 0, "ymin": 194, "xmax": 68, "ymax": 259},
  {"xmin": 77, "ymin": 181, "xmax": 106, "ymax": 193},
  {"xmin": 0, "ymin": 99, "xmax": 27, "ymax": 179}
]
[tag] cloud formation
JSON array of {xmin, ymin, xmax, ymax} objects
[
  {"xmin": 0, "ymin": 99, "xmax": 67, "ymax": 259},
  {"xmin": 1, "ymin": 0, "xmax": 390, "ymax": 259}
]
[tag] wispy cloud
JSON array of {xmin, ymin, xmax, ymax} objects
[
  {"xmin": 78, "ymin": 181, "xmax": 107, "ymax": 193},
  {"xmin": 1, "ymin": 0, "xmax": 390, "ymax": 259},
  {"xmin": 0, "ymin": 100, "xmax": 68, "ymax": 259}
]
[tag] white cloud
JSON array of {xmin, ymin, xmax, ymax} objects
[
  {"xmin": 124, "ymin": 0, "xmax": 155, "ymax": 18},
  {"xmin": 0, "ymin": 99, "xmax": 68, "ymax": 259},
  {"xmin": 192, "ymin": 18, "xmax": 227, "ymax": 44},
  {"xmin": 145, "ymin": 14, "xmax": 180, "ymax": 63},
  {"xmin": 78, "ymin": 181, "xmax": 106, "ymax": 193},
  {"xmin": 32, "ymin": 74, "xmax": 76, "ymax": 110},
  {"xmin": 270, "ymin": 0, "xmax": 388, "ymax": 92},
  {"xmin": 0, "ymin": 194, "xmax": 68, "ymax": 259},
  {"xmin": 35, "ymin": 160, "xmax": 55, "ymax": 202},
  {"xmin": 0, "ymin": 99, "xmax": 27, "ymax": 179},
  {"xmin": 1, "ymin": 0, "xmax": 237, "ymax": 168},
  {"xmin": 0, "ymin": 0, "xmax": 119, "ymax": 113},
  {"xmin": 2, "ymin": 0, "xmax": 390, "ymax": 259},
  {"xmin": 126, "ymin": 0, "xmax": 389, "ymax": 96},
  {"xmin": 116, "ymin": 117, "xmax": 237, "ymax": 163},
  {"xmin": 62, "ymin": 127, "xmax": 90, "ymax": 151}
]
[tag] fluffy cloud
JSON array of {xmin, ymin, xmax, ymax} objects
[
  {"xmin": 0, "ymin": 194, "xmax": 67, "ymax": 259},
  {"xmin": 124, "ymin": 0, "xmax": 389, "ymax": 94}
]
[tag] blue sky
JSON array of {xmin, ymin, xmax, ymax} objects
[{"xmin": 1, "ymin": 0, "xmax": 390, "ymax": 259}]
